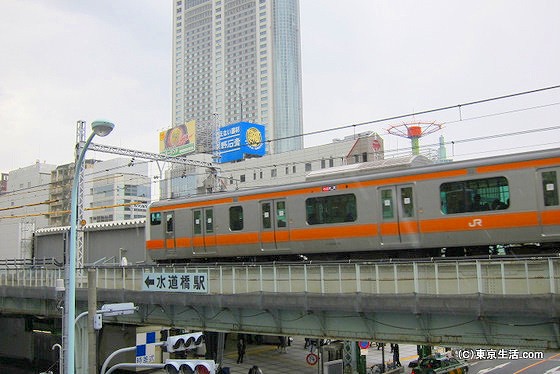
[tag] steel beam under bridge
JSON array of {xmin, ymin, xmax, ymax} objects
[{"xmin": 1, "ymin": 257, "xmax": 560, "ymax": 350}]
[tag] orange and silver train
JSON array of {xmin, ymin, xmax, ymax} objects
[{"xmin": 146, "ymin": 148, "xmax": 560, "ymax": 262}]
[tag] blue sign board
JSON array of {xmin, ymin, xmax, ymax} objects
[{"xmin": 217, "ymin": 122, "xmax": 266, "ymax": 163}]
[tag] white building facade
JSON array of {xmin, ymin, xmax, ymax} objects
[
  {"xmin": 172, "ymin": 0, "xmax": 304, "ymax": 154},
  {"xmin": 0, "ymin": 158, "xmax": 153, "ymax": 259},
  {"xmin": 0, "ymin": 162, "xmax": 56, "ymax": 259},
  {"xmin": 85, "ymin": 158, "xmax": 151, "ymax": 223}
]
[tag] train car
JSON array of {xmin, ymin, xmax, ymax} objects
[{"xmin": 146, "ymin": 148, "xmax": 560, "ymax": 263}]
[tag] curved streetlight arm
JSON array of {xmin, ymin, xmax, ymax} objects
[
  {"xmin": 100, "ymin": 345, "xmax": 135, "ymax": 374},
  {"xmin": 105, "ymin": 363, "xmax": 164, "ymax": 374},
  {"xmin": 75, "ymin": 310, "xmax": 89, "ymax": 325},
  {"xmin": 101, "ymin": 342, "xmax": 165, "ymax": 374}
]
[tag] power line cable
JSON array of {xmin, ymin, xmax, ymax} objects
[{"xmin": 281, "ymin": 84, "xmax": 560, "ymax": 143}]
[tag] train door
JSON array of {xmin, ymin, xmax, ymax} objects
[
  {"xmin": 192, "ymin": 208, "xmax": 217, "ymax": 254},
  {"xmin": 260, "ymin": 199, "xmax": 290, "ymax": 251},
  {"xmin": 164, "ymin": 211, "xmax": 176, "ymax": 254},
  {"xmin": 378, "ymin": 184, "xmax": 420, "ymax": 246},
  {"xmin": 538, "ymin": 168, "xmax": 560, "ymax": 236}
]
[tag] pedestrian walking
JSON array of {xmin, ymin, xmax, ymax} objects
[
  {"xmin": 278, "ymin": 336, "xmax": 287, "ymax": 353},
  {"xmin": 237, "ymin": 337, "xmax": 246, "ymax": 364},
  {"xmin": 392, "ymin": 343, "xmax": 401, "ymax": 367}
]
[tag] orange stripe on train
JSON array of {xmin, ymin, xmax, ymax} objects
[
  {"xmin": 176, "ymin": 237, "xmax": 191, "ymax": 247},
  {"xmin": 146, "ymin": 239, "xmax": 164, "ymax": 250},
  {"xmin": 476, "ymin": 157, "xmax": 560, "ymax": 173},
  {"xmin": 541, "ymin": 210, "xmax": 560, "ymax": 226},
  {"xmin": 150, "ymin": 197, "xmax": 234, "ymax": 212},
  {"xmin": 420, "ymin": 212, "xmax": 539, "ymax": 233},
  {"xmin": 291, "ymin": 224, "xmax": 376, "ymax": 241},
  {"xmin": 216, "ymin": 232, "xmax": 260, "ymax": 245}
]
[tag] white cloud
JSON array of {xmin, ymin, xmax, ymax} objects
[{"xmin": 1, "ymin": 0, "xmax": 559, "ymax": 173}]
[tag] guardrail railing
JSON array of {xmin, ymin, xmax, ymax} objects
[
  {"xmin": 0, "ymin": 257, "xmax": 558, "ymax": 296},
  {"xmin": 0, "ymin": 257, "xmax": 62, "ymax": 269}
]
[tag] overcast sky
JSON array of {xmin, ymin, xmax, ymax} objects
[{"xmin": 1, "ymin": 0, "xmax": 560, "ymax": 174}]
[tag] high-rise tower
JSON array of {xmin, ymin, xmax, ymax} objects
[{"xmin": 173, "ymin": 0, "xmax": 303, "ymax": 155}]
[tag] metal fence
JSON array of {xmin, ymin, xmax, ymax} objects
[{"xmin": 0, "ymin": 257, "xmax": 558, "ymax": 295}]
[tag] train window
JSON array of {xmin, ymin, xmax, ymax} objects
[
  {"xmin": 381, "ymin": 190, "xmax": 394, "ymax": 219},
  {"xmin": 542, "ymin": 171, "xmax": 559, "ymax": 206},
  {"xmin": 276, "ymin": 201, "xmax": 287, "ymax": 227},
  {"xmin": 262, "ymin": 202, "xmax": 272, "ymax": 229},
  {"xmin": 400, "ymin": 187, "xmax": 414, "ymax": 217},
  {"xmin": 193, "ymin": 210, "xmax": 202, "ymax": 234},
  {"xmin": 205, "ymin": 209, "xmax": 214, "ymax": 233},
  {"xmin": 229, "ymin": 206, "xmax": 244, "ymax": 231},
  {"xmin": 150, "ymin": 212, "xmax": 162, "ymax": 225},
  {"xmin": 440, "ymin": 177, "xmax": 509, "ymax": 214},
  {"xmin": 166, "ymin": 213, "xmax": 174, "ymax": 233},
  {"xmin": 306, "ymin": 193, "xmax": 357, "ymax": 225}
]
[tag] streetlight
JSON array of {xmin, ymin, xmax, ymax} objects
[{"xmin": 64, "ymin": 120, "xmax": 114, "ymax": 374}]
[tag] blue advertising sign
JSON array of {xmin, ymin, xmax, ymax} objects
[{"xmin": 218, "ymin": 122, "xmax": 266, "ymax": 163}]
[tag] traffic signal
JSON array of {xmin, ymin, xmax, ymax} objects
[
  {"xmin": 165, "ymin": 332, "xmax": 205, "ymax": 353},
  {"xmin": 163, "ymin": 359, "xmax": 215, "ymax": 374}
]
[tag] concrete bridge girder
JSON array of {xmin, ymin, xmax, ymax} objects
[{"xmin": 1, "ymin": 286, "xmax": 559, "ymax": 350}]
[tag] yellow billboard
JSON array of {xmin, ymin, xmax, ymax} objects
[{"xmin": 159, "ymin": 121, "xmax": 196, "ymax": 156}]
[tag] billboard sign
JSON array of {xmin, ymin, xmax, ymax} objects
[
  {"xmin": 159, "ymin": 120, "xmax": 196, "ymax": 156},
  {"xmin": 218, "ymin": 122, "xmax": 265, "ymax": 163}
]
